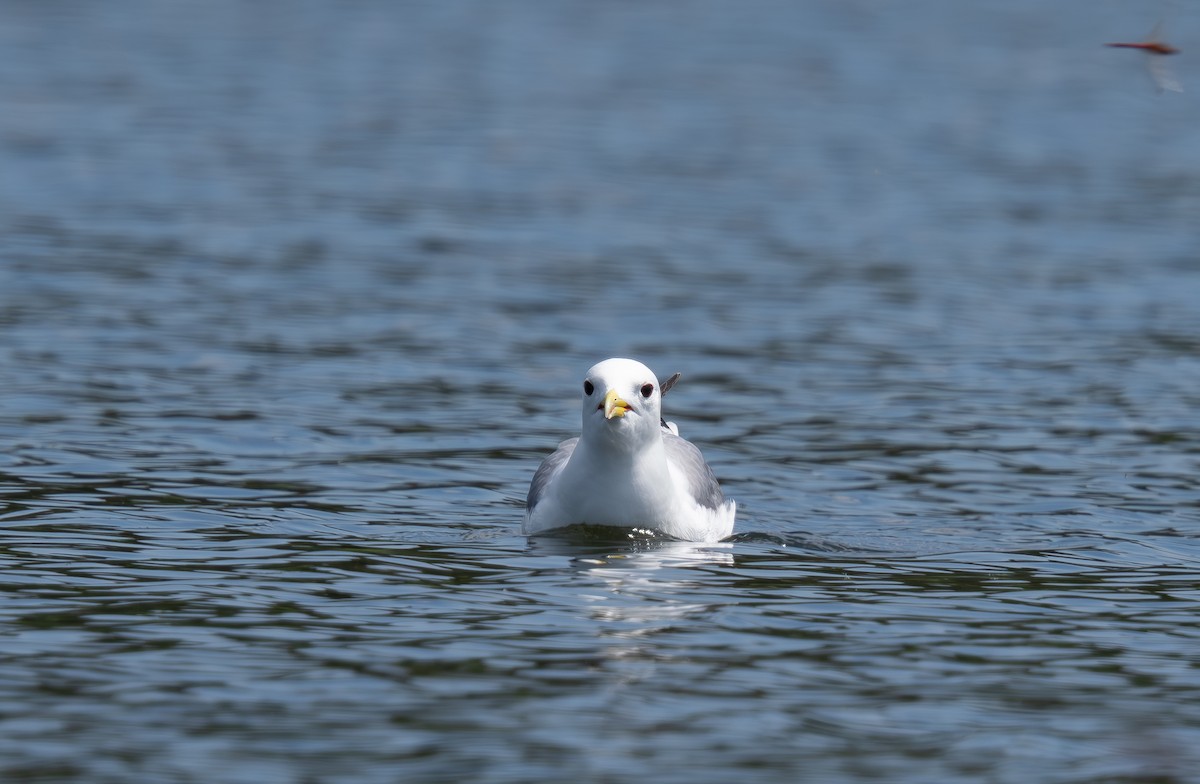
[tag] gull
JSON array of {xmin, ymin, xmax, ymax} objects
[{"xmin": 524, "ymin": 358, "xmax": 736, "ymax": 542}]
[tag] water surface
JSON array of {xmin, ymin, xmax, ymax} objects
[{"xmin": 2, "ymin": 1, "xmax": 1200, "ymax": 781}]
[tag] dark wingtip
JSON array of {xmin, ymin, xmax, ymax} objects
[{"xmin": 660, "ymin": 372, "xmax": 682, "ymax": 396}]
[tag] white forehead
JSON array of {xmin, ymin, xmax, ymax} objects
[{"xmin": 585, "ymin": 357, "xmax": 655, "ymax": 384}]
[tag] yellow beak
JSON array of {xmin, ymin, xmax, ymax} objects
[{"xmin": 603, "ymin": 388, "xmax": 632, "ymax": 419}]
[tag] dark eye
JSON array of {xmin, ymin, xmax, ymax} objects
[
  {"xmin": 583, "ymin": 380, "xmax": 594, "ymax": 395},
  {"xmin": 640, "ymin": 383, "xmax": 654, "ymax": 398}
]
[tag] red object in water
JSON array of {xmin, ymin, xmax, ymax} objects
[
  {"xmin": 1106, "ymin": 23, "xmax": 1183, "ymax": 92},
  {"xmin": 1106, "ymin": 40, "xmax": 1178, "ymax": 56}
]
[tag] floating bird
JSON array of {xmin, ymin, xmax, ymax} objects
[{"xmin": 524, "ymin": 358, "xmax": 736, "ymax": 542}]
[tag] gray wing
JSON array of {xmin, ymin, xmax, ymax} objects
[
  {"xmin": 662, "ymin": 432, "xmax": 726, "ymax": 510},
  {"xmin": 526, "ymin": 437, "xmax": 578, "ymax": 511}
]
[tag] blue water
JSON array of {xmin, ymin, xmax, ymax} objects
[{"xmin": 3, "ymin": 1, "xmax": 1200, "ymax": 781}]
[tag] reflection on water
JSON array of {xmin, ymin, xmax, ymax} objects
[{"xmin": 3, "ymin": 0, "xmax": 1200, "ymax": 781}]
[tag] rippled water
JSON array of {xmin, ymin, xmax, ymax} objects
[{"xmin": 3, "ymin": 1, "xmax": 1200, "ymax": 781}]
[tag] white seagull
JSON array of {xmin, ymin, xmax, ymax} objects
[{"xmin": 524, "ymin": 358, "xmax": 736, "ymax": 542}]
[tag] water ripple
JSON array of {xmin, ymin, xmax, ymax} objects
[{"xmin": 4, "ymin": 0, "xmax": 1200, "ymax": 781}]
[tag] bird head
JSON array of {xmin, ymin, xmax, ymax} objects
[{"xmin": 579, "ymin": 358, "xmax": 665, "ymax": 451}]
